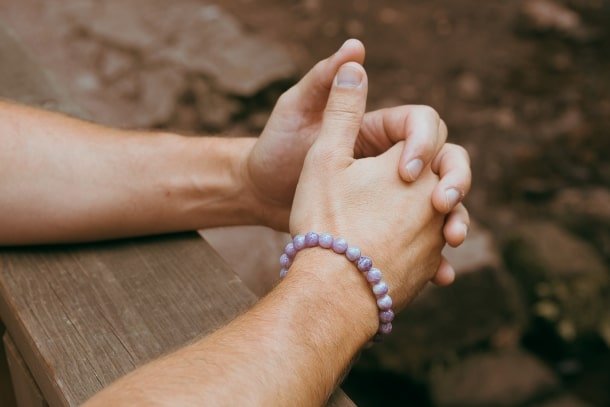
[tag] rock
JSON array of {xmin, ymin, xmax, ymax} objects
[
  {"xmin": 456, "ymin": 72, "xmax": 481, "ymax": 101},
  {"xmin": 247, "ymin": 111, "xmax": 271, "ymax": 132},
  {"xmin": 168, "ymin": 102, "xmax": 200, "ymax": 132},
  {"xmin": 302, "ymin": 0, "xmax": 321, "ymax": 14},
  {"xmin": 154, "ymin": 4, "xmax": 296, "ymax": 96},
  {"xmin": 362, "ymin": 225, "xmax": 526, "ymax": 375},
  {"xmin": 82, "ymin": 64, "xmax": 185, "ymax": 128},
  {"xmin": 137, "ymin": 65, "xmax": 186, "ymax": 126},
  {"xmin": 199, "ymin": 227, "xmax": 289, "ymax": 297},
  {"xmin": 68, "ymin": 0, "xmax": 296, "ymax": 96},
  {"xmin": 345, "ymin": 19, "xmax": 365, "ymax": 37},
  {"xmin": 520, "ymin": 0, "xmax": 587, "ymax": 39},
  {"xmin": 551, "ymin": 188, "xmax": 610, "ymax": 228},
  {"xmin": 504, "ymin": 221, "xmax": 609, "ymax": 340},
  {"xmin": 430, "ymin": 349, "xmax": 559, "ymax": 407},
  {"xmin": 65, "ymin": 0, "xmax": 166, "ymax": 50},
  {"xmin": 534, "ymin": 394, "xmax": 593, "ymax": 407},
  {"xmin": 98, "ymin": 47, "xmax": 134, "ymax": 82},
  {"xmin": 505, "ymin": 221, "xmax": 607, "ymax": 282},
  {"xmin": 443, "ymin": 223, "xmax": 501, "ymax": 274},
  {"xmin": 377, "ymin": 8, "xmax": 401, "ymax": 25},
  {"xmin": 192, "ymin": 78, "xmax": 241, "ymax": 130},
  {"xmin": 493, "ymin": 107, "xmax": 517, "ymax": 130}
]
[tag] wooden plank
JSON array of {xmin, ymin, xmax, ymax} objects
[
  {"xmin": 0, "ymin": 234, "xmax": 355, "ymax": 406},
  {"xmin": 0, "ymin": 233, "xmax": 255, "ymax": 405},
  {"xmin": 3, "ymin": 333, "xmax": 47, "ymax": 407},
  {"xmin": 0, "ymin": 321, "xmax": 18, "ymax": 407}
]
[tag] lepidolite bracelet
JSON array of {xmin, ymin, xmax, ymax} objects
[{"xmin": 279, "ymin": 232, "xmax": 395, "ymax": 340}]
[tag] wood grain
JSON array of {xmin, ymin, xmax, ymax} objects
[
  {"xmin": 0, "ymin": 234, "xmax": 355, "ymax": 406},
  {"xmin": 3, "ymin": 333, "xmax": 47, "ymax": 407}
]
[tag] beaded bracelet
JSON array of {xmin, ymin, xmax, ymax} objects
[{"xmin": 279, "ymin": 232, "xmax": 395, "ymax": 340}]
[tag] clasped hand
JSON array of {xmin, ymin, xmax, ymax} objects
[{"xmin": 245, "ymin": 40, "xmax": 471, "ymax": 293}]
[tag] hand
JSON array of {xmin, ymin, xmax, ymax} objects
[
  {"xmin": 290, "ymin": 62, "xmax": 444, "ymax": 310},
  {"xmin": 245, "ymin": 39, "xmax": 471, "ymax": 284}
]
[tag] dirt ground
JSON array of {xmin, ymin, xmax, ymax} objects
[{"xmin": 1, "ymin": 0, "xmax": 609, "ymax": 406}]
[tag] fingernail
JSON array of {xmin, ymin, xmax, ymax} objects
[
  {"xmin": 336, "ymin": 65, "xmax": 363, "ymax": 88},
  {"xmin": 445, "ymin": 188, "xmax": 462, "ymax": 209},
  {"xmin": 405, "ymin": 159, "xmax": 423, "ymax": 180}
]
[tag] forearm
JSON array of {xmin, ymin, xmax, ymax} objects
[
  {"xmin": 85, "ymin": 249, "xmax": 378, "ymax": 406},
  {"xmin": 0, "ymin": 101, "xmax": 261, "ymax": 244}
]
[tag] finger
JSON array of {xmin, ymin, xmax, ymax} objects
[
  {"xmin": 356, "ymin": 106, "xmax": 448, "ymax": 182},
  {"xmin": 431, "ymin": 256, "xmax": 455, "ymax": 286},
  {"xmin": 287, "ymin": 39, "xmax": 365, "ymax": 112},
  {"xmin": 431, "ymin": 143, "xmax": 472, "ymax": 213},
  {"xmin": 398, "ymin": 106, "xmax": 446, "ymax": 182},
  {"xmin": 444, "ymin": 203, "xmax": 470, "ymax": 247},
  {"xmin": 314, "ymin": 62, "xmax": 368, "ymax": 161}
]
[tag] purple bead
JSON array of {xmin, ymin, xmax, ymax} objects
[
  {"xmin": 318, "ymin": 233, "xmax": 333, "ymax": 248},
  {"xmin": 293, "ymin": 234, "xmax": 306, "ymax": 251},
  {"xmin": 372, "ymin": 281, "xmax": 389, "ymax": 297},
  {"xmin": 304, "ymin": 232, "xmax": 319, "ymax": 247},
  {"xmin": 379, "ymin": 322, "xmax": 393, "ymax": 335},
  {"xmin": 357, "ymin": 256, "xmax": 372, "ymax": 272},
  {"xmin": 279, "ymin": 253, "xmax": 291, "ymax": 268},
  {"xmin": 284, "ymin": 242, "xmax": 297, "ymax": 259},
  {"xmin": 279, "ymin": 268, "xmax": 288, "ymax": 278},
  {"xmin": 366, "ymin": 268, "xmax": 382, "ymax": 284},
  {"xmin": 379, "ymin": 310, "xmax": 394, "ymax": 323},
  {"xmin": 332, "ymin": 238, "xmax": 348, "ymax": 254},
  {"xmin": 377, "ymin": 295, "xmax": 393, "ymax": 311},
  {"xmin": 345, "ymin": 246, "xmax": 361, "ymax": 262}
]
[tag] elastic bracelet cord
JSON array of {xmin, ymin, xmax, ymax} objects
[{"xmin": 279, "ymin": 232, "xmax": 395, "ymax": 341}]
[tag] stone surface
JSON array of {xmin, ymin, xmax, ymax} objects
[
  {"xmin": 362, "ymin": 225, "xmax": 526, "ymax": 375},
  {"xmin": 67, "ymin": 0, "xmax": 295, "ymax": 96},
  {"xmin": 534, "ymin": 394, "xmax": 592, "ymax": 407},
  {"xmin": 520, "ymin": 0, "xmax": 587, "ymax": 39},
  {"xmin": 0, "ymin": 21, "xmax": 85, "ymax": 118},
  {"xmin": 443, "ymin": 223, "xmax": 501, "ymax": 275},
  {"xmin": 1, "ymin": 0, "xmax": 294, "ymax": 129},
  {"xmin": 551, "ymin": 187, "xmax": 610, "ymax": 228},
  {"xmin": 504, "ymin": 221, "xmax": 609, "ymax": 340},
  {"xmin": 430, "ymin": 349, "xmax": 559, "ymax": 407},
  {"xmin": 192, "ymin": 78, "xmax": 241, "ymax": 130},
  {"xmin": 199, "ymin": 227, "xmax": 289, "ymax": 297}
]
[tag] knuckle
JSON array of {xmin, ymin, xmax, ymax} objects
[{"xmin": 325, "ymin": 103, "xmax": 361, "ymax": 124}]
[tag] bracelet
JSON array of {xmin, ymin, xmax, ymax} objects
[{"xmin": 279, "ymin": 232, "xmax": 395, "ymax": 340}]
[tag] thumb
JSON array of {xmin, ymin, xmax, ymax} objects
[
  {"xmin": 291, "ymin": 39, "xmax": 365, "ymax": 113},
  {"xmin": 315, "ymin": 62, "xmax": 368, "ymax": 160}
]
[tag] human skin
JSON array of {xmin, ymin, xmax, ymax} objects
[
  {"xmin": 0, "ymin": 40, "xmax": 469, "ymax": 283},
  {"xmin": 85, "ymin": 62, "xmax": 447, "ymax": 407},
  {"xmin": 0, "ymin": 39, "xmax": 472, "ymax": 404}
]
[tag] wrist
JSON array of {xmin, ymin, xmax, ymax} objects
[
  {"xmin": 239, "ymin": 139, "xmax": 291, "ymax": 230},
  {"xmin": 283, "ymin": 247, "xmax": 379, "ymax": 346},
  {"xmin": 182, "ymin": 135, "xmax": 266, "ymax": 228}
]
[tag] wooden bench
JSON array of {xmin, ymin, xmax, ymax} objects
[{"xmin": 0, "ymin": 23, "xmax": 354, "ymax": 407}]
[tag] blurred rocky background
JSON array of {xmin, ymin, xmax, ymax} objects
[{"xmin": 0, "ymin": 0, "xmax": 608, "ymax": 406}]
